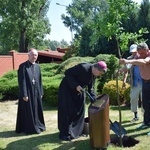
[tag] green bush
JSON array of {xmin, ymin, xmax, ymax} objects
[
  {"xmin": 40, "ymin": 63, "xmax": 59, "ymax": 77},
  {"xmin": 2, "ymin": 70, "xmax": 18, "ymax": 80},
  {"xmin": 0, "ymin": 85, "xmax": 10, "ymax": 100},
  {"xmin": 42, "ymin": 74, "xmax": 63, "ymax": 106},
  {"xmin": 0, "ymin": 78, "xmax": 19, "ymax": 100},
  {"xmin": 56, "ymin": 56, "xmax": 93, "ymax": 74},
  {"xmin": 102, "ymin": 80, "xmax": 130, "ymax": 105}
]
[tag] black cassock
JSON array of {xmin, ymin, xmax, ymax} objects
[
  {"xmin": 16, "ymin": 61, "xmax": 45, "ymax": 134},
  {"xmin": 58, "ymin": 63, "xmax": 96, "ymax": 139}
]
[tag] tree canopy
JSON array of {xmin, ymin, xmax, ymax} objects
[
  {"xmin": 61, "ymin": 0, "xmax": 150, "ymax": 57},
  {"xmin": 0, "ymin": 0, "xmax": 51, "ymax": 53},
  {"xmin": 0, "ymin": 0, "xmax": 150, "ymax": 57}
]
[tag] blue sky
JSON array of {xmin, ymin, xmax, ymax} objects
[
  {"xmin": 46, "ymin": 0, "xmax": 142, "ymax": 43},
  {"xmin": 46, "ymin": 0, "xmax": 72, "ymax": 43}
]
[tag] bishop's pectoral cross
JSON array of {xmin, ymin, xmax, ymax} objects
[
  {"xmin": 32, "ymin": 78, "xmax": 35, "ymax": 85},
  {"xmin": 31, "ymin": 64, "xmax": 36, "ymax": 85}
]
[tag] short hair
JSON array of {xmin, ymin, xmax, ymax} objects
[{"xmin": 137, "ymin": 42, "xmax": 149, "ymax": 51}]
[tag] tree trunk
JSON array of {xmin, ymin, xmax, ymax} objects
[
  {"xmin": 116, "ymin": 37, "xmax": 123, "ymax": 147},
  {"xmin": 25, "ymin": 38, "xmax": 29, "ymax": 52},
  {"xmin": 19, "ymin": 29, "xmax": 26, "ymax": 52}
]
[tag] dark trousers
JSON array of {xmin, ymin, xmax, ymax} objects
[{"xmin": 142, "ymin": 80, "xmax": 150, "ymax": 124}]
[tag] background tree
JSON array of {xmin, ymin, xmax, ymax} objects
[
  {"xmin": 0, "ymin": 0, "xmax": 51, "ymax": 53},
  {"xmin": 61, "ymin": 0, "xmax": 109, "ymax": 56},
  {"xmin": 43, "ymin": 39, "xmax": 69, "ymax": 50},
  {"xmin": 61, "ymin": 0, "xmax": 149, "ymax": 58}
]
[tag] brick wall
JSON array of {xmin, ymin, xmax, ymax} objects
[
  {"xmin": 0, "ymin": 50, "xmax": 28, "ymax": 77},
  {"xmin": 0, "ymin": 56, "xmax": 13, "ymax": 77},
  {"xmin": 10, "ymin": 51, "xmax": 28, "ymax": 70}
]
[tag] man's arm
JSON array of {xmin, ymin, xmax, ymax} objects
[
  {"xmin": 122, "ymin": 70, "xmax": 128, "ymax": 88},
  {"xmin": 120, "ymin": 58, "xmax": 150, "ymax": 66}
]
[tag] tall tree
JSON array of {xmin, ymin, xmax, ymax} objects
[
  {"xmin": 0, "ymin": 0, "xmax": 51, "ymax": 53},
  {"xmin": 61, "ymin": 0, "xmax": 110, "ymax": 56}
]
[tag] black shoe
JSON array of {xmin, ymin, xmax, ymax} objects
[{"xmin": 59, "ymin": 135, "xmax": 72, "ymax": 141}]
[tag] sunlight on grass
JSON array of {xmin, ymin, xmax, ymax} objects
[{"xmin": 0, "ymin": 101, "xmax": 150, "ymax": 150}]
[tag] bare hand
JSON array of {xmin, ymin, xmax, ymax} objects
[
  {"xmin": 23, "ymin": 97, "xmax": 28, "ymax": 102},
  {"xmin": 119, "ymin": 58, "xmax": 127, "ymax": 64},
  {"xmin": 76, "ymin": 85, "xmax": 84, "ymax": 94}
]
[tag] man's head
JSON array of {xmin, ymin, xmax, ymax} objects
[
  {"xmin": 137, "ymin": 42, "xmax": 149, "ymax": 58},
  {"xmin": 28, "ymin": 48, "xmax": 38, "ymax": 63},
  {"xmin": 129, "ymin": 44, "xmax": 137, "ymax": 56},
  {"xmin": 92, "ymin": 61, "xmax": 107, "ymax": 77}
]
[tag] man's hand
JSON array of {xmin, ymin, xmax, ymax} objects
[
  {"xmin": 23, "ymin": 97, "xmax": 28, "ymax": 102},
  {"xmin": 119, "ymin": 58, "xmax": 128, "ymax": 64},
  {"xmin": 76, "ymin": 85, "xmax": 84, "ymax": 94}
]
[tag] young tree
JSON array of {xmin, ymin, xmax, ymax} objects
[
  {"xmin": 61, "ymin": 0, "xmax": 109, "ymax": 56},
  {"xmin": 91, "ymin": 0, "xmax": 148, "ymax": 146}
]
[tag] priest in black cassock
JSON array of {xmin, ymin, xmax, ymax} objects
[
  {"xmin": 16, "ymin": 48, "xmax": 46, "ymax": 135},
  {"xmin": 58, "ymin": 61, "xmax": 107, "ymax": 141}
]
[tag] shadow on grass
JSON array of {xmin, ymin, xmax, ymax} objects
[
  {"xmin": 0, "ymin": 130, "xmax": 20, "ymax": 138},
  {"xmin": 1, "ymin": 130, "xmax": 147, "ymax": 150},
  {"xmin": 0, "ymin": 130, "xmax": 92, "ymax": 150},
  {"xmin": 53, "ymin": 139, "xmax": 92, "ymax": 150},
  {"xmin": 5, "ymin": 132, "xmax": 59, "ymax": 150}
]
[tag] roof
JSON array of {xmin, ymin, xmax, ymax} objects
[{"xmin": 38, "ymin": 49, "xmax": 65, "ymax": 59}]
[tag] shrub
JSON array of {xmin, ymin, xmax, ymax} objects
[
  {"xmin": 2, "ymin": 70, "xmax": 17, "ymax": 80},
  {"xmin": 0, "ymin": 77, "xmax": 19, "ymax": 100},
  {"xmin": 102, "ymin": 80, "xmax": 130, "ymax": 105},
  {"xmin": 40, "ymin": 63, "xmax": 59, "ymax": 77},
  {"xmin": 56, "ymin": 56, "xmax": 93, "ymax": 74},
  {"xmin": 8, "ymin": 78, "xmax": 19, "ymax": 99},
  {"xmin": 42, "ymin": 74, "xmax": 63, "ymax": 106}
]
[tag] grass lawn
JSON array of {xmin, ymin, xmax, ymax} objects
[{"xmin": 0, "ymin": 100, "xmax": 150, "ymax": 150}]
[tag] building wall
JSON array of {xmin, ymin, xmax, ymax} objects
[
  {"xmin": 0, "ymin": 51, "xmax": 28, "ymax": 77},
  {"xmin": 0, "ymin": 56, "xmax": 13, "ymax": 77}
]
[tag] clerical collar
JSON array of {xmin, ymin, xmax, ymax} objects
[{"xmin": 28, "ymin": 61, "xmax": 35, "ymax": 66}]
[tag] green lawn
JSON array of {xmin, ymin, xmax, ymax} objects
[{"xmin": 0, "ymin": 100, "xmax": 150, "ymax": 150}]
